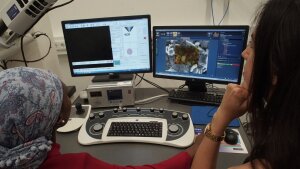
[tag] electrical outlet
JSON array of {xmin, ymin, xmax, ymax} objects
[{"xmin": 54, "ymin": 37, "xmax": 67, "ymax": 55}]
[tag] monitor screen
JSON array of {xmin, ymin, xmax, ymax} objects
[
  {"xmin": 153, "ymin": 25, "xmax": 249, "ymax": 88},
  {"xmin": 62, "ymin": 15, "xmax": 152, "ymax": 82}
]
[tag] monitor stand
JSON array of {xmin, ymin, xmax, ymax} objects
[
  {"xmin": 185, "ymin": 80, "xmax": 207, "ymax": 92},
  {"xmin": 92, "ymin": 73, "xmax": 133, "ymax": 82}
]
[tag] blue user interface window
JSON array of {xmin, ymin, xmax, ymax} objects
[{"xmin": 154, "ymin": 28, "xmax": 247, "ymax": 83}]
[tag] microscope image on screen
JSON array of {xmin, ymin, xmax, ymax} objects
[{"xmin": 165, "ymin": 39, "xmax": 209, "ymax": 74}]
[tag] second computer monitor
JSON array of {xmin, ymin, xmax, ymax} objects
[{"xmin": 153, "ymin": 25, "xmax": 249, "ymax": 91}]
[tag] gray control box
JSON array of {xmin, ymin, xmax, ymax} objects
[{"xmin": 87, "ymin": 80, "xmax": 135, "ymax": 108}]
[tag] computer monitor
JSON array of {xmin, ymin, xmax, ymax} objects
[
  {"xmin": 153, "ymin": 25, "xmax": 249, "ymax": 92},
  {"xmin": 61, "ymin": 15, "xmax": 152, "ymax": 82}
]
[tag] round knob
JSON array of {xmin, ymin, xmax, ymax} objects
[
  {"xmin": 122, "ymin": 107, "xmax": 127, "ymax": 112},
  {"xmin": 159, "ymin": 108, "xmax": 164, "ymax": 113},
  {"xmin": 136, "ymin": 107, "xmax": 141, "ymax": 112},
  {"xmin": 182, "ymin": 114, "xmax": 189, "ymax": 120},
  {"xmin": 172, "ymin": 112, "xmax": 178, "ymax": 118},
  {"xmin": 113, "ymin": 108, "xmax": 118, "ymax": 113},
  {"xmin": 168, "ymin": 124, "xmax": 179, "ymax": 133},
  {"xmin": 150, "ymin": 107, "xmax": 155, "ymax": 112},
  {"xmin": 93, "ymin": 124, "xmax": 103, "ymax": 132},
  {"xmin": 75, "ymin": 103, "xmax": 85, "ymax": 114},
  {"xmin": 98, "ymin": 112, "xmax": 105, "ymax": 118},
  {"xmin": 89, "ymin": 113, "xmax": 95, "ymax": 120}
]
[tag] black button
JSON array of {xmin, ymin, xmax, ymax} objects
[
  {"xmin": 37, "ymin": 0, "xmax": 48, "ymax": 6},
  {"xmin": 17, "ymin": 0, "xmax": 24, "ymax": 8},
  {"xmin": 25, "ymin": 9, "xmax": 36, "ymax": 17},
  {"xmin": 33, "ymin": 1, "xmax": 44, "ymax": 10},
  {"xmin": 29, "ymin": 5, "xmax": 40, "ymax": 14}
]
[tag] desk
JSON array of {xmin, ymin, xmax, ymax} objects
[{"xmin": 56, "ymin": 88, "xmax": 251, "ymax": 169}]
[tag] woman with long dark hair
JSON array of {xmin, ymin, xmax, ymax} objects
[{"xmin": 191, "ymin": 0, "xmax": 300, "ymax": 168}]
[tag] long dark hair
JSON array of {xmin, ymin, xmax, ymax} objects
[{"xmin": 248, "ymin": 0, "xmax": 300, "ymax": 168}]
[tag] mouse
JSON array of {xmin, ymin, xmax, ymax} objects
[{"xmin": 224, "ymin": 128, "xmax": 239, "ymax": 145}]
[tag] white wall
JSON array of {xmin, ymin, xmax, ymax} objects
[{"xmin": 49, "ymin": 0, "xmax": 263, "ymax": 37}]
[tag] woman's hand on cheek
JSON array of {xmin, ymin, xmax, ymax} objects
[{"xmin": 214, "ymin": 83, "xmax": 249, "ymax": 125}]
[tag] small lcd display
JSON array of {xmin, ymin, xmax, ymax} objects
[
  {"xmin": 7, "ymin": 4, "xmax": 19, "ymax": 20},
  {"xmin": 107, "ymin": 89, "xmax": 122, "ymax": 100}
]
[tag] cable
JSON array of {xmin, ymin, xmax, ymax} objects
[
  {"xmin": 0, "ymin": 62, "xmax": 6, "ymax": 70},
  {"xmin": 178, "ymin": 83, "xmax": 186, "ymax": 90},
  {"xmin": 135, "ymin": 74, "xmax": 170, "ymax": 94},
  {"xmin": 135, "ymin": 73, "xmax": 144, "ymax": 87},
  {"xmin": 211, "ymin": 0, "xmax": 231, "ymax": 25},
  {"xmin": 11, "ymin": 0, "xmax": 74, "ymax": 65},
  {"xmin": 211, "ymin": 0, "xmax": 216, "ymax": 25},
  {"xmin": 218, "ymin": 0, "xmax": 230, "ymax": 25},
  {"xmin": 47, "ymin": 0, "xmax": 74, "ymax": 12},
  {"xmin": 1, "ymin": 60, "xmax": 8, "ymax": 70},
  {"xmin": 20, "ymin": 35, "xmax": 28, "ymax": 66},
  {"xmin": 7, "ymin": 32, "xmax": 51, "ymax": 63},
  {"xmin": 135, "ymin": 94, "xmax": 169, "ymax": 105}
]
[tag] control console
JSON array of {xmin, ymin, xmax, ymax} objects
[{"xmin": 78, "ymin": 107, "xmax": 195, "ymax": 148}]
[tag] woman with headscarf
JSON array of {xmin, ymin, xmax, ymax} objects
[{"xmin": 0, "ymin": 67, "xmax": 202, "ymax": 169}]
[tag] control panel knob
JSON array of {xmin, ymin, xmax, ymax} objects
[
  {"xmin": 98, "ymin": 112, "xmax": 105, "ymax": 118},
  {"xmin": 89, "ymin": 113, "xmax": 95, "ymax": 120},
  {"xmin": 150, "ymin": 107, "xmax": 155, "ymax": 112},
  {"xmin": 182, "ymin": 114, "xmax": 189, "ymax": 120},
  {"xmin": 159, "ymin": 108, "xmax": 164, "ymax": 113},
  {"xmin": 93, "ymin": 124, "xmax": 103, "ymax": 132},
  {"xmin": 136, "ymin": 107, "xmax": 141, "ymax": 112},
  {"xmin": 122, "ymin": 107, "xmax": 127, "ymax": 112},
  {"xmin": 113, "ymin": 108, "xmax": 118, "ymax": 113},
  {"xmin": 75, "ymin": 103, "xmax": 85, "ymax": 115},
  {"xmin": 168, "ymin": 124, "xmax": 179, "ymax": 133},
  {"xmin": 172, "ymin": 112, "xmax": 178, "ymax": 118}
]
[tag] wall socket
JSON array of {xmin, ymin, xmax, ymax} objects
[{"xmin": 54, "ymin": 37, "xmax": 67, "ymax": 55}]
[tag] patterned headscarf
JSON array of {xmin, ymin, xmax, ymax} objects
[{"xmin": 0, "ymin": 67, "xmax": 63, "ymax": 169}]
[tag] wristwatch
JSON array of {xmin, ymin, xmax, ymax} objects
[{"xmin": 204, "ymin": 123, "xmax": 225, "ymax": 142}]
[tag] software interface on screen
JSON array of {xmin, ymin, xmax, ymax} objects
[
  {"xmin": 62, "ymin": 16, "xmax": 151, "ymax": 76},
  {"xmin": 154, "ymin": 27, "xmax": 249, "ymax": 84}
]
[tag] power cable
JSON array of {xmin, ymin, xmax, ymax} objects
[
  {"xmin": 135, "ymin": 74, "xmax": 170, "ymax": 94},
  {"xmin": 20, "ymin": 36, "xmax": 28, "ymax": 66},
  {"xmin": 0, "ymin": 60, "xmax": 7, "ymax": 70},
  {"xmin": 135, "ymin": 73, "xmax": 144, "ymax": 87},
  {"xmin": 211, "ymin": 0, "xmax": 231, "ymax": 25},
  {"xmin": 7, "ymin": 32, "xmax": 51, "ymax": 64},
  {"xmin": 135, "ymin": 94, "xmax": 169, "ymax": 105}
]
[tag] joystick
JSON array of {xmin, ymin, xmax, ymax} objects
[
  {"xmin": 75, "ymin": 103, "xmax": 85, "ymax": 114},
  {"xmin": 57, "ymin": 104, "xmax": 91, "ymax": 133}
]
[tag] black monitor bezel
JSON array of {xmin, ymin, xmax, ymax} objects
[
  {"xmin": 61, "ymin": 14, "xmax": 152, "ymax": 77},
  {"xmin": 152, "ymin": 25, "xmax": 249, "ymax": 85}
]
